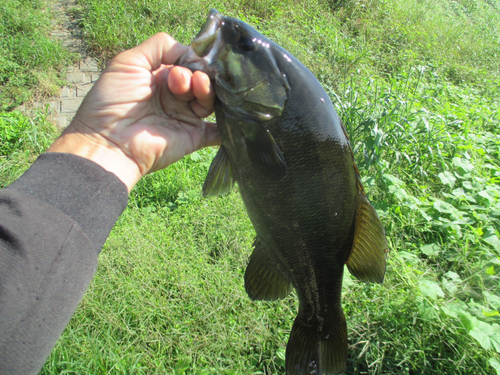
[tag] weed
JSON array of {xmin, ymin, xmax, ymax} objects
[{"xmin": 0, "ymin": 109, "xmax": 59, "ymax": 187}]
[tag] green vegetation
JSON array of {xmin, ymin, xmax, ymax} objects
[
  {"xmin": 0, "ymin": 0, "xmax": 499, "ymax": 373},
  {"xmin": 0, "ymin": 110, "xmax": 59, "ymax": 187},
  {"xmin": 0, "ymin": 0, "xmax": 77, "ymax": 110}
]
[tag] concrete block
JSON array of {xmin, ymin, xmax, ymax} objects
[
  {"xmin": 80, "ymin": 58, "xmax": 99, "ymax": 72},
  {"xmin": 51, "ymin": 31, "xmax": 69, "ymax": 39},
  {"xmin": 67, "ymin": 66, "xmax": 80, "ymax": 73},
  {"xmin": 91, "ymin": 73, "xmax": 101, "ymax": 82},
  {"xmin": 67, "ymin": 72, "xmax": 90, "ymax": 83},
  {"xmin": 61, "ymin": 98, "xmax": 83, "ymax": 113},
  {"xmin": 60, "ymin": 86, "xmax": 75, "ymax": 99},
  {"xmin": 62, "ymin": 38, "xmax": 82, "ymax": 49},
  {"xmin": 76, "ymin": 84, "xmax": 93, "ymax": 98},
  {"xmin": 43, "ymin": 101, "xmax": 59, "ymax": 112},
  {"xmin": 56, "ymin": 115, "xmax": 68, "ymax": 128},
  {"xmin": 84, "ymin": 73, "xmax": 93, "ymax": 82}
]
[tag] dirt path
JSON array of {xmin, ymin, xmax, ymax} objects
[{"xmin": 29, "ymin": 0, "xmax": 101, "ymax": 128}]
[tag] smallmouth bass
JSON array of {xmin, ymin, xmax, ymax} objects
[{"xmin": 178, "ymin": 9, "xmax": 389, "ymax": 374}]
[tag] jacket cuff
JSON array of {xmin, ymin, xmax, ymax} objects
[{"xmin": 6, "ymin": 153, "xmax": 129, "ymax": 254}]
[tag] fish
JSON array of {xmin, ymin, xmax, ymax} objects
[{"xmin": 177, "ymin": 9, "xmax": 389, "ymax": 375}]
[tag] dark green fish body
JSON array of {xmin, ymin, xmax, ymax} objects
[{"xmin": 178, "ymin": 10, "xmax": 388, "ymax": 374}]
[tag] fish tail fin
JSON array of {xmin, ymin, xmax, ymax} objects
[{"xmin": 285, "ymin": 310, "xmax": 347, "ymax": 375}]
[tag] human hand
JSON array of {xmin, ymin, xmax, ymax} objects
[{"xmin": 47, "ymin": 33, "xmax": 219, "ymax": 191}]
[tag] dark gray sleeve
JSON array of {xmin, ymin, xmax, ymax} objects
[{"xmin": 0, "ymin": 153, "xmax": 128, "ymax": 375}]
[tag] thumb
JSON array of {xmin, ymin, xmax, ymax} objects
[{"xmin": 113, "ymin": 33, "xmax": 188, "ymax": 73}]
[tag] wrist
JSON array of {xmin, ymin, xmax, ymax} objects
[{"xmin": 47, "ymin": 125, "xmax": 142, "ymax": 192}]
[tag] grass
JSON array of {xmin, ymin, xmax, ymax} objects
[
  {"xmin": 0, "ymin": 109, "xmax": 59, "ymax": 187},
  {"xmin": 0, "ymin": 0, "xmax": 78, "ymax": 111},
  {"xmin": 1, "ymin": 0, "xmax": 499, "ymax": 373}
]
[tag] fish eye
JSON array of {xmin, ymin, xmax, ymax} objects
[
  {"xmin": 237, "ymin": 36, "xmax": 255, "ymax": 52},
  {"xmin": 221, "ymin": 20, "xmax": 240, "ymax": 44}
]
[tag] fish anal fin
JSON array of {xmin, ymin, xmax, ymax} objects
[
  {"xmin": 347, "ymin": 193, "xmax": 389, "ymax": 283},
  {"xmin": 202, "ymin": 145, "xmax": 235, "ymax": 197},
  {"xmin": 286, "ymin": 310, "xmax": 347, "ymax": 375},
  {"xmin": 244, "ymin": 237, "xmax": 292, "ymax": 301},
  {"xmin": 245, "ymin": 126, "xmax": 287, "ymax": 179}
]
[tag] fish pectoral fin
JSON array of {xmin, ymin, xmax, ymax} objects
[
  {"xmin": 245, "ymin": 126, "xmax": 287, "ymax": 179},
  {"xmin": 346, "ymin": 193, "xmax": 389, "ymax": 283},
  {"xmin": 244, "ymin": 237, "xmax": 292, "ymax": 301},
  {"xmin": 202, "ymin": 145, "xmax": 235, "ymax": 197},
  {"xmin": 286, "ymin": 311, "xmax": 347, "ymax": 375}
]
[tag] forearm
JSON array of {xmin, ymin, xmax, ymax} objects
[
  {"xmin": 0, "ymin": 153, "xmax": 128, "ymax": 374},
  {"xmin": 47, "ymin": 122, "xmax": 143, "ymax": 192},
  {"xmin": 6, "ymin": 153, "xmax": 129, "ymax": 253}
]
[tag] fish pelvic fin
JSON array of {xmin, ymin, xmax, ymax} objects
[
  {"xmin": 346, "ymin": 192, "xmax": 389, "ymax": 283},
  {"xmin": 202, "ymin": 145, "xmax": 235, "ymax": 197},
  {"xmin": 244, "ymin": 237, "xmax": 293, "ymax": 301},
  {"xmin": 286, "ymin": 310, "xmax": 347, "ymax": 375},
  {"xmin": 244, "ymin": 125, "xmax": 287, "ymax": 179}
]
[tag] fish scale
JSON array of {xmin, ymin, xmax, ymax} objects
[{"xmin": 178, "ymin": 9, "xmax": 389, "ymax": 374}]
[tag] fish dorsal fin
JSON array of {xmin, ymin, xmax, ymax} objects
[
  {"xmin": 346, "ymin": 193, "xmax": 389, "ymax": 283},
  {"xmin": 202, "ymin": 145, "xmax": 235, "ymax": 197},
  {"xmin": 245, "ymin": 237, "xmax": 293, "ymax": 301},
  {"xmin": 245, "ymin": 126, "xmax": 287, "ymax": 179}
]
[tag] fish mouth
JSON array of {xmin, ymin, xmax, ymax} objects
[{"xmin": 177, "ymin": 9, "xmax": 223, "ymax": 71}]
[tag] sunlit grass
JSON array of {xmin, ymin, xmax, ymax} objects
[
  {"xmin": 0, "ymin": 0, "xmax": 78, "ymax": 110},
  {"xmin": 0, "ymin": 109, "xmax": 59, "ymax": 187},
  {"xmin": 1, "ymin": 0, "xmax": 499, "ymax": 373}
]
